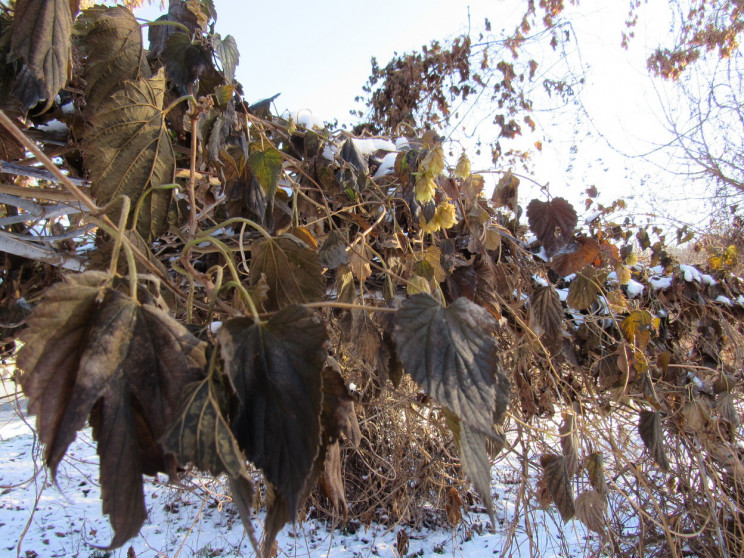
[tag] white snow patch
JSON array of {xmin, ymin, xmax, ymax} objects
[
  {"xmin": 373, "ymin": 152, "xmax": 398, "ymax": 178},
  {"xmin": 715, "ymin": 295, "xmax": 733, "ymax": 306},
  {"xmin": 532, "ymin": 274, "xmax": 549, "ymax": 288},
  {"xmin": 649, "ymin": 275, "xmax": 673, "ymax": 290},
  {"xmin": 556, "ymin": 288, "xmax": 569, "ymax": 302},
  {"xmin": 37, "ymin": 119, "xmax": 68, "ymax": 134},
  {"xmin": 295, "ymin": 110, "xmax": 325, "ymax": 130},
  {"xmin": 352, "ymin": 138, "xmax": 396, "ymax": 156},
  {"xmin": 626, "ymin": 279, "xmax": 645, "ymax": 298}
]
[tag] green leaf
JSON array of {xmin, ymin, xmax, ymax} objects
[
  {"xmin": 18, "ymin": 272, "xmax": 207, "ymax": 548},
  {"xmin": 214, "ymin": 33, "xmax": 239, "ymax": 84},
  {"xmin": 393, "ymin": 294, "xmax": 510, "ymax": 435},
  {"xmin": 444, "ymin": 409, "xmax": 496, "ymax": 526},
  {"xmin": 10, "ymin": 0, "xmax": 72, "ymax": 104},
  {"xmin": 162, "ymin": 376, "xmax": 248, "ymax": 479},
  {"xmin": 79, "ymin": 6, "xmax": 147, "ymax": 114},
  {"xmin": 83, "ymin": 70, "xmax": 175, "ymax": 240},
  {"xmin": 249, "ymin": 235, "xmax": 325, "ymax": 311},
  {"xmin": 218, "ymin": 305, "xmax": 328, "ymax": 519},
  {"xmin": 249, "ymin": 145, "xmax": 283, "ymax": 198}
]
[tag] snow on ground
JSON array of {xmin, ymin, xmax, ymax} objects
[{"xmin": 0, "ymin": 390, "xmax": 598, "ymax": 558}]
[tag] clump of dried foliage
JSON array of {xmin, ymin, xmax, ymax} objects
[{"xmin": 0, "ymin": 2, "xmax": 742, "ymax": 557}]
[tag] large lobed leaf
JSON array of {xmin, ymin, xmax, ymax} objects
[
  {"xmin": 18, "ymin": 272, "xmax": 207, "ymax": 548},
  {"xmin": 83, "ymin": 70, "xmax": 175, "ymax": 240},
  {"xmin": 10, "ymin": 0, "xmax": 72, "ymax": 105},
  {"xmin": 249, "ymin": 234, "xmax": 325, "ymax": 311},
  {"xmin": 218, "ymin": 305, "xmax": 328, "ymax": 518},
  {"xmin": 79, "ymin": 6, "xmax": 148, "ymax": 115},
  {"xmin": 526, "ymin": 197, "xmax": 577, "ymax": 257},
  {"xmin": 393, "ymin": 294, "xmax": 510, "ymax": 436}
]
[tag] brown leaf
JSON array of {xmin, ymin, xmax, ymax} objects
[
  {"xmin": 396, "ymin": 530, "xmax": 409, "ymax": 556},
  {"xmin": 551, "ymin": 238, "xmax": 601, "ymax": 276},
  {"xmin": 529, "ymin": 286, "xmax": 564, "ymax": 354},
  {"xmin": 318, "ymin": 441, "xmax": 347, "ymax": 520},
  {"xmin": 321, "ymin": 357, "xmax": 361, "ymax": 446},
  {"xmin": 349, "ymin": 245, "xmax": 372, "ymax": 282},
  {"xmin": 638, "ymin": 410, "xmax": 669, "ymax": 472},
  {"xmin": 717, "ymin": 392, "xmax": 741, "ymax": 429},
  {"xmin": 526, "ymin": 197, "xmax": 577, "ymax": 257},
  {"xmin": 575, "ymin": 489, "xmax": 606, "ymax": 534},
  {"xmin": 318, "ymin": 229, "xmax": 349, "ymax": 269},
  {"xmin": 249, "ymin": 235, "xmax": 325, "ymax": 311},
  {"xmin": 539, "ymin": 453, "xmax": 575, "ymax": 521},
  {"xmin": 566, "ymin": 270, "xmax": 604, "ymax": 311},
  {"xmin": 492, "ymin": 170, "xmax": 519, "ymax": 213},
  {"xmin": 560, "ymin": 414, "xmax": 579, "ymax": 478},
  {"xmin": 18, "ymin": 272, "xmax": 206, "ymax": 548},
  {"xmin": 445, "ymin": 487, "xmax": 463, "ymax": 528},
  {"xmin": 586, "ymin": 452, "xmax": 608, "ymax": 496}
]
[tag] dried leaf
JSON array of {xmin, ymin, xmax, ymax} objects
[
  {"xmin": 393, "ymin": 294, "xmax": 510, "ymax": 435},
  {"xmin": 445, "ymin": 486, "xmax": 463, "ymax": 527},
  {"xmin": 492, "ymin": 170, "xmax": 519, "ymax": 212},
  {"xmin": 318, "ymin": 441, "xmax": 346, "ymax": 519},
  {"xmin": 620, "ymin": 310, "xmax": 656, "ymax": 346},
  {"xmin": 638, "ymin": 410, "xmax": 669, "ymax": 472},
  {"xmin": 560, "ymin": 414, "xmax": 580, "ymax": 478},
  {"xmin": 11, "ymin": 0, "xmax": 72, "ymax": 104},
  {"xmin": 396, "ymin": 530, "xmax": 409, "ymax": 556},
  {"xmin": 551, "ymin": 238, "xmax": 602, "ymax": 277},
  {"xmin": 19, "ymin": 272, "xmax": 206, "ymax": 548},
  {"xmin": 161, "ymin": 376, "xmax": 247, "ymax": 479},
  {"xmin": 529, "ymin": 286, "xmax": 564, "ymax": 354},
  {"xmin": 526, "ymin": 197, "xmax": 577, "ymax": 257},
  {"xmin": 218, "ymin": 305, "xmax": 328, "ymax": 519},
  {"xmin": 349, "ymin": 245, "xmax": 372, "ymax": 282},
  {"xmin": 83, "ymin": 70, "xmax": 175, "ymax": 240},
  {"xmin": 318, "ymin": 230, "xmax": 349, "ymax": 269},
  {"xmin": 586, "ymin": 452, "xmax": 608, "ymax": 495},
  {"xmin": 161, "ymin": 32, "xmax": 211, "ymax": 87},
  {"xmin": 249, "ymin": 235, "xmax": 325, "ymax": 311},
  {"xmin": 539, "ymin": 453, "xmax": 575, "ymax": 521},
  {"xmin": 566, "ymin": 270, "xmax": 601, "ymax": 310},
  {"xmin": 575, "ymin": 489, "xmax": 606, "ymax": 534},
  {"xmin": 717, "ymin": 392, "xmax": 741, "ymax": 429},
  {"xmin": 79, "ymin": 6, "xmax": 147, "ymax": 114}
]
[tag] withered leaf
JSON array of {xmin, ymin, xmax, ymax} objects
[
  {"xmin": 318, "ymin": 441, "xmax": 347, "ymax": 519},
  {"xmin": 620, "ymin": 310, "xmax": 656, "ymax": 345},
  {"xmin": 566, "ymin": 270, "xmax": 602, "ymax": 311},
  {"xmin": 526, "ymin": 197, "xmax": 577, "ymax": 257},
  {"xmin": 445, "ymin": 486, "xmax": 463, "ymax": 528},
  {"xmin": 529, "ymin": 286, "xmax": 564, "ymax": 354},
  {"xmin": 162, "ymin": 376, "xmax": 247, "ymax": 479},
  {"xmin": 218, "ymin": 305, "xmax": 328, "ymax": 519},
  {"xmin": 551, "ymin": 238, "xmax": 601, "ymax": 276},
  {"xmin": 19, "ymin": 272, "xmax": 206, "ymax": 548},
  {"xmin": 79, "ymin": 6, "xmax": 147, "ymax": 115},
  {"xmin": 319, "ymin": 229, "xmax": 349, "ymax": 269},
  {"xmin": 83, "ymin": 70, "xmax": 175, "ymax": 240},
  {"xmin": 393, "ymin": 294, "xmax": 510, "ymax": 435},
  {"xmin": 161, "ymin": 32, "xmax": 211, "ymax": 87},
  {"xmin": 586, "ymin": 452, "xmax": 608, "ymax": 496},
  {"xmin": 539, "ymin": 453, "xmax": 575, "ymax": 521},
  {"xmin": 11, "ymin": 0, "xmax": 72, "ymax": 105},
  {"xmin": 444, "ymin": 409, "xmax": 496, "ymax": 526},
  {"xmin": 560, "ymin": 414, "xmax": 580, "ymax": 478},
  {"xmin": 638, "ymin": 410, "xmax": 669, "ymax": 472},
  {"xmin": 717, "ymin": 392, "xmax": 741, "ymax": 429},
  {"xmin": 575, "ymin": 489, "xmax": 606, "ymax": 534},
  {"xmin": 249, "ymin": 235, "xmax": 325, "ymax": 311},
  {"xmin": 492, "ymin": 170, "xmax": 519, "ymax": 213},
  {"xmin": 321, "ymin": 357, "xmax": 361, "ymax": 446}
]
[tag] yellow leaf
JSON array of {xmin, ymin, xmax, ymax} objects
[
  {"xmin": 420, "ymin": 145, "xmax": 445, "ymax": 176},
  {"xmin": 454, "ymin": 152, "xmax": 471, "ymax": 179},
  {"xmin": 625, "ymin": 252, "xmax": 638, "ymax": 266},
  {"xmin": 620, "ymin": 310, "xmax": 656, "ymax": 344},
  {"xmin": 414, "ymin": 173, "xmax": 437, "ymax": 203},
  {"xmin": 616, "ymin": 264, "xmax": 631, "ymax": 285}
]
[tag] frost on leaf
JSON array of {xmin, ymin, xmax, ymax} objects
[
  {"xmin": 218, "ymin": 305, "xmax": 328, "ymax": 520},
  {"xmin": 249, "ymin": 235, "xmax": 325, "ymax": 311},
  {"xmin": 18, "ymin": 272, "xmax": 206, "ymax": 549},
  {"xmin": 393, "ymin": 294, "xmax": 510, "ymax": 435}
]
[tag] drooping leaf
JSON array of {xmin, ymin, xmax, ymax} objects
[
  {"xmin": 214, "ymin": 33, "xmax": 239, "ymax": 83},
  {"xmin": 529, "ymin": 286, "xmax": 564, "ymax": 354},
  {"xmin": 161, "ymin": 32, "xmax": 211, "ymax": 88},
  {"xmin": 444, "ymin": 409, "xmax": 496, "ymax": 526},
  {"xmin": 492, "ymin": 169, "xmax": 519, "ymax": 212},
  {"xmin": 218, "ymin": 305, "xmax": 328, "ymax": 519},
  {"xmin": 620, "ymin": 310, "xmax": 657, "ymax": 347},
  {"xmin": 539, "ymin": 453, "xmax": 575, "ymax": 521},
  {"xmin": 83, "ymin": 70, "xmax": 175, "ymax": 240},
  {"xmin": 11, "ymin": 0, "xmax": 72, "ymax": 105},
  {"xmin": 638, "ymin": 410, "xmax": 669, "ymax": 472},
  {"xmin": 560, "ymin": 414, "xmax": 580, "ymax": 478},
  {"xmin": 321, "ymin": 357, "xmax": 361, "ymax": 446},
  {"xmin": 162, "ymin": 376, "xmax": 247, "ymax": 479},
  {"xmin": 575, "ymin": 489, "xmax": 606, "ymax": 534},
  {"xmin": 248, "ymin": 145, "xmax": 283, "ymax": 198},
  {"xmin": 18, "ymin": 272, "xmax": 206, "ymax": 548},
  {"xmin": 526, "ymin": 197, "xmax": 577, "ymax": 257},
  {"xmin": 586, "ymin": 452, "xmax": 608, "ymax": 496},
  {"xmin": 445, "ymin": 486, "xmax": 463, "ymax": 527},
  {"xmin": 551, "ymin": 237, "xmax": 601, "ymax": 276},
  {"xmin": 319, "ymin": 229, "xmax": 350, "ymax": 269},
  {"xmin": 79, "ymin": 6, "xmax": 147, "ymax": 114},
  {"xmin": 567, "ymin": 270, "xmax": 602, "ymax": 310},
  {"xmin": 249, "ymin": 235, "xmax": 325, "ymax": 311},
  {"xmin": 393, "ymin": 294, "xmax": 510, "ymax": 435}
]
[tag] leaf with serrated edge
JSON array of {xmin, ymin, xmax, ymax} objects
[
  {"xmin": 249, "ymin": 146, "xmax": 283, "ymax": 198},
  {"xmin": 18, "ymin": 272, "xmax": 206, "ymax": 548},
  {"xmin": 393, "ymin": 294, "xmax": 510, "ymax": 435},
  {"xmin": 530, "ymin": 286, "xmax": 563, "ymax": 354},
  {"xmin": 539, "ymin": 453, "xmax": 575, "ymax": 521},
  {"xmin": 586, "ymin": 452, "xmax": 608, "ymax": 496},
  {"xmin": 638, "ymin": 410, "xmax": 669, "ymax": 472},
  {"xmin": 249, "ymin": 235, "xmax": 324, "ymax": 311},
  {"xmin": 526, "ymin": 197, "xmax": 577, "ymax": 257},
  {"xmin": 560, "ymin": 414, "xmax": 579, "ymax": 478},
  {"xmin": 162, "ymin": 376, "xmax": 247, "ymax": 479},
  {"xmin": 575, "ymin": 489, "xmax": 606, "ymax": 534},
  {"xmin": 567, "ymin": 271, "xmax": 601, "ymax": 311},
  {"xmin": 215, "ymin": 34, "xmax": 239, "ymax": 83},
  {"xmin": 444, "ymin": 409, "xmax": 496, "ymax": 526},
  {"xmin": 218, "ymin": 305, "xmax": 327, "ymax": 519},
  {"xmin": 11, "ymin": 0, "xmax": 72, "ymax": 103},
  {"xmin": 80, "ymin": 6, "xmax": 146, "ymax": 114},
  {"xmin": 83, "ymin": 70, "xmax": 174, "ymax": 240}
]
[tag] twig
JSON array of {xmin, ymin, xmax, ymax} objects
[
  {"xmin": 0, "ymin": 160, "xmax": 88, "ymax": 187},
  {"xmin": 0, "ymin": 231, "xmax": 86, "ymax": 271}
]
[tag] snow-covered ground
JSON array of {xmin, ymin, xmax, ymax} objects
[{"xmin": 0, "ymin": 389, "xmax": 598, "ymax": 558}]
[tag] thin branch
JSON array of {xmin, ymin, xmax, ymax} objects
[
  {"xmin": 0, "ymin": 160, "xmax": 88, "ymax": 187},
  {"xmin": 0, "ymin": 231, "xmax": 85, "ymax": 271}
]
